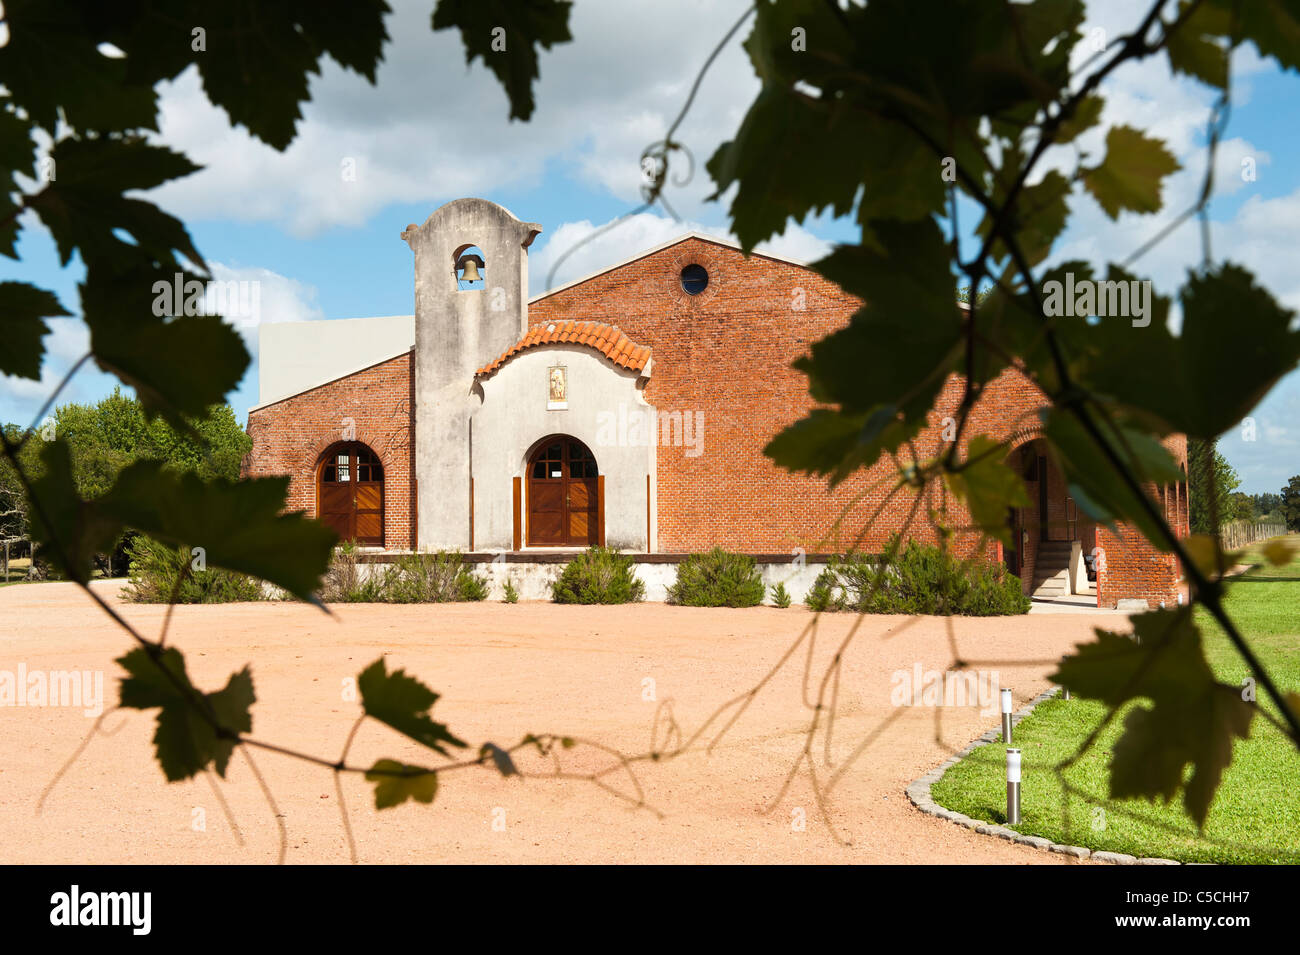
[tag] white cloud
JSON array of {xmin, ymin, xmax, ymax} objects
[
  {"xmin": 151, "ymin": 0, "xmax": 759, "ymax": 236},
  {"xmin": 203, "ymin": 262, "xmax": 325, "ymax": 354}
]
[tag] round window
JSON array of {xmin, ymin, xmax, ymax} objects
[{"xmin": 680, "ymin": 264, "xmax": 709, "ymax": 295}]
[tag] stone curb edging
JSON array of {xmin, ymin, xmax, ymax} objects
[{"xmin": 904, "ymin": 687, "xmax": 1182, "ymax": 866}]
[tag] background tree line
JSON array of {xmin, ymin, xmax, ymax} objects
[
  {"xmin": 0, "ymin": 389, "xmax": 249, "ymax": 579},
  {"xmin": 1187, "ymin": 437, "xmax": 1298, "ymax": 533}
]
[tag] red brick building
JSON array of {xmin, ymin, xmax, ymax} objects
[{"xmin": 244, "ymin": 198, "xmax": 1188, "ymax": 608}]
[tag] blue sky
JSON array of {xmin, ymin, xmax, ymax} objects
[{"xmin": 2, "ymin": 0, "xmax": 1296, "ymax": 494}]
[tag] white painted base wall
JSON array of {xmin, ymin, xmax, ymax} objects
[{"xmin": 355, "ymin": 557, "xmax": 827, "ymax": 604}]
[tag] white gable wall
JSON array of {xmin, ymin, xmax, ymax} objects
[{"xmin": 257, "ymin": 315, "xmax": 414, "ymax": 406}]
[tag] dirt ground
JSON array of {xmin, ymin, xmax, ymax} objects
[{"xmin": 0, "ymin": 581, "xmax": 1122, "ymax": 864}]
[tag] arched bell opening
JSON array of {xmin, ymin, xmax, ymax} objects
[{"xmin": 453, "ymin": 243, "xmax": 486, "ymax": 290}]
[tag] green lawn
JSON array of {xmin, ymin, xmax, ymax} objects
[
  {"xmin": 1, "ymin": 557, "xmax": 122, "ymax": 586},
  {"xmin": 1, "ymin": 556, "xmax": 31, "ymax": 586},
  {"xmin": 932, "ymin": 535, "xmax": 1300, "ymax": 864}
]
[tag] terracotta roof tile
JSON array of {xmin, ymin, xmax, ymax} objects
[{"xmin": 476, "ymin": 321, "xmax": 651, "ymax": 378}]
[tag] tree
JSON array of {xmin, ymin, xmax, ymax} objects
[
  {"xmin": 1188, "ymin": 438, "xmax": 1242, "ymax": 533},
  {"xmin": 1283, "ymin": 476, "xmax": 1300, "ymax": 532},
  {"xmin": 4, "ymin": 391, "xmax": 252, "ymax": 577},
  {"xmin": 0, "ymin": 424, "xmax": 27, "ymax": 581},
  {"xmin": 51, "ymin": 387, "xmax": 250, "ymax": 489},
  {"xmin": 1225, "ymin": 492, "xmax": 1254, "ymax": 523},
  {"xmin": 1251, "ymin": 492, "xmax": 1283, "ymax": 520}
]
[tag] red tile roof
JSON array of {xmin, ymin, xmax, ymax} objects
[{"xmin": 476, "ymin": 320, "xmax": 651, "ymax": 377}]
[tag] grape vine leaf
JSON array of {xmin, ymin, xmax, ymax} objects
[
  {"xmin": 1083, "ymin": 125, "xmax": 1180, "ymax": 219},
  {"xmin": 358, "ymin": 659, "xmax": 468, "ymax": 756},
  {"xmin": 945, "ymin": 435, "xmax": 1032, "ymax": 545},
  {"xmin": 117, "ymin": 647, "xmax": 255, "ymax": 781},
  {"xmin": 1051, "ymin": 610, "xmax": 1253, "ymax": 826},
  {"xmin": 0, "ymin": 281, "xmax": 71, "ymax": 380},
  {"xmin": 481, "ymin": 742, "xmax": 519, "ymax": 778},
  {"xmin": 432, "ymin": 0, "xmax": 573, "ymax": 121},
  {"xmin": 366, "ymin": 759, "xmax": 439, "ymax": 809}
]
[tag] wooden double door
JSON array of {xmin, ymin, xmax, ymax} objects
[
  {"xmin": 527, "ymin": 437, "xmax": 600, "ymax": 546},
  {"xmin": 318, "ymin": 443, "xmax": 384, "ymax": 545}
]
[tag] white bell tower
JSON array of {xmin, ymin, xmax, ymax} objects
[{"xmin": 402, "ymin": 198, "xmax": 542, "ymax": 550}]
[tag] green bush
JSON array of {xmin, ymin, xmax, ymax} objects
[
  {"xmin": 808, "ymin": 536, "xmax": 1029, "ymax": 616},
  {"xmin": 381, "ymin": 551, "xmax": 487, "ymax": 603},
  {"xmin": 503, "ymin": 578, "xmax": 519, "ymax": 603},
  {"xmin": 318, "ymin": 546, "xmax": 486, "ymax": 603},
  {"xmin": 770, "ymin": 582, "xmax": 792, "ymax": 608},
  {"xmin": 666, "ymin": 547, "xmax": 765, "ymax": 607},
  {"xmin": 319, "ymin": 540, "xmax": 384, "ymax": 602},
  {"xmin": 123, "ymin": 534, "xmax": 265, "ymax": 603},
  {"xmin": 551, "ymin": 547, "xmax": 645, "ymax": 604},
  {"xmin": 805, "ymin": 575, "xmax": 836, "ymax": 612}
]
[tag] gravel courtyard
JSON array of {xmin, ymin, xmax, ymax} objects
[{"xmin": 0, "ymin": 581, "xmax": 1121, "ymax": 864}]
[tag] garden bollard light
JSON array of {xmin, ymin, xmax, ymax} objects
[
  {"xmin": 1001, "ymin": 687, "xmax": 1013, "ymax": 744},
  {"xmin": 1007, "ymin": 747, "xmax": 1022, "ymax": 825}
]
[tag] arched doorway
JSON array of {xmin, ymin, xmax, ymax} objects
[
  {"xmin": 1003, "ymin": 437, "xmax": 1098, "ymax": 603},
  {"xmin": 527, "ymin": 436, "xmax": 600, "ymax": 546},
  {"xmin": 317, "ymin": 442, "xmax": 384, "ymax": 546}
]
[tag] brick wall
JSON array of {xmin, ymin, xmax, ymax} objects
[
  {"xmin": 1094, "ymin": 433, "xmax": 1189, "ymax": 608},
  {"xmin": 243, "ymin": 351, "xmax": 416, "ymax": 550}
]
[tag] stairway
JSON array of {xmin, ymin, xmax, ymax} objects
[{"xmin": 1031, "ymin": 540, "xmax": 1073, "ymax": 599}]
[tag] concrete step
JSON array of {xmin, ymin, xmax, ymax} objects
[{"xmin": 1031, "ymin": 567, "xmax": 1071, "ymax": 599}]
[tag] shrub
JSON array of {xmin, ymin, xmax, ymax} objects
[
  {"xmin": 381, "ymin": 551, "xmax": 487, "ymax": 603},
  {"xmin": 319, "ymin": 547, "xmax": 486, "ymax": 603},
  {"xmin": 551, "ymin": 547, "xmax": 644, "ymax": 604},
  {"xmin": 809, "ymin": 536, "xmax": 1029, "ymax": 616},
  {"xmin": 123, "ymin": 534, "xmax": 265, "ymax": 603},
  {"xmin": 805, "ymin": 575, "xmax": 835, "ymax": 612},
  {"xmin": 319, "ymin": 540, "xmax": 384, "ymax": 603},
  {"xmin": 770, "ymin": 582, "xmax": 792, "ymax": 608},
  {"xmin": 666, "ymin": 547, "xmax": 765, "ymax": 607},
  {"xmin": 503, "ymin": 578, "xmax": 519, "ymax": 603}
]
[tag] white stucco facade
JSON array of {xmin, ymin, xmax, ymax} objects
[{"xmin": 470, "ymin": 343, "xmax": 656, "ymax": 551}]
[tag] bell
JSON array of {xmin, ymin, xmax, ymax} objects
[{"xmin": 457, "ymin": 255, "xmax": 483, "ymax": 283}]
